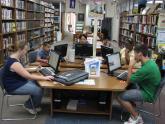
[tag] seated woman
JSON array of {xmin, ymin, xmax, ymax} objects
[
  {"xmin": 78, "ymin": 34, "xmax": 88, "ymax": 44},
  {"xmin": 2, "ymin": 41, "xmax": 54, "ymax": 114},
  {"xmin": 120, "ymin": 39, "xmax": 141, "ymax": 68}
]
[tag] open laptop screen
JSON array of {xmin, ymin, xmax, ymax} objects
[
  {"xmin": 48, "ymin": 51, "xmax": 60, "ymax": 72},
  {"xmin": 106, "ymin": 52, "xmax": 121, "ymax": 73}
]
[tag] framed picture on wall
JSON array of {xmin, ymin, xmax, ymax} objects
[{"xmin": 78, "ymin": 13, "xmax": 84, "ymax": 21}]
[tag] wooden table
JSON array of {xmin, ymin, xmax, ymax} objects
[{"xmin": 36, "ymin": 68, "xmax": 127, "ymax": 119}]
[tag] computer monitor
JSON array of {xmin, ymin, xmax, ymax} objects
[
  {"xmin": 54, "ymin": 44, "xmax": 68, "ymax": 57},
  {"xmin": 48, "ymin": 51, "xmax": 60, "ymax": 72},
  {"xmin": 75, "ymin": 44, "xmax": 93, "ymax": 57},
  {"xmin": 101, "ymin": 45, "xmax": 114, "ymax": 60},
  {"xmin": 106, "ymin": 52, "xmax": 121, "ymax": 74}
]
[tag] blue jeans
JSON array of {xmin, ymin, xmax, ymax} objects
[
  {"xmin": 11, "ymin": 80, "xmax": 43, "ymax": 109},
  {"xmin": 119, "ymin": 89, "xmax": 144, "ymax": 102}
]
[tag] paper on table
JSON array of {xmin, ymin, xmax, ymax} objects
[{"xmin": 77, "ymin": 79, "xmax": 95, "ymax": 85}]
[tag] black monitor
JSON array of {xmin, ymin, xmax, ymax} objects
[
  {"xmin": 75, "ymin": 44, "xmax": 93, "ymax": 57},
  {"xmin": 54, "ymin": 44, "xmax": 68, "ymax": 57},
  {"xmin": 106, "ymin": 52, "xmax": 121, "ymax": 74}
]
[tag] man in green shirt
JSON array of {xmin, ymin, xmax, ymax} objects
[{"xmin": 117, "ymin": 44, "xmax": 161, "ymax": 124}]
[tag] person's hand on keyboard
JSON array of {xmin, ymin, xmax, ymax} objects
[{"xmin": 44, "ymin": 76, "xmax": 54, "ymax": 81}]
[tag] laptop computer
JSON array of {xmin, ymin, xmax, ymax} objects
[
  {"xmin": 106, "ymin": 52, "xmax": 128, "ymax": 81},
  {"xmin": 39, "ymin": 51, "xmax": 60, "ymax": 76}
]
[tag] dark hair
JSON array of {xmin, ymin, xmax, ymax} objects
[
  {"xmin": 79, "ymin": 34, "xmax": 87, "ymax": 39},
  {"xmin": 134, "ymin": 44, "xmax": 148, "ymax": 57},
  {"xmin": 42, "ymin": 42, "xmax": 50, "ymax": 47},
  {"xmin": 125, "ymin": 39, "xmax": 133, "ymax": 45}
]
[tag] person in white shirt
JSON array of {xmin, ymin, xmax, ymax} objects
[{"xmin": 120, "ymin": 39, "xmax": 141, "ymax": 68}]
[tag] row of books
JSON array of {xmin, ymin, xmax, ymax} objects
[
  {"xmin": 15, "ymin": 0, "xmax": 24, "ymax": 9},
  {"xmin": 16, "ymin": 33, "xmax": 25, "ymax": 42},
  {"xmin": 27, "ymin": 2, "xmax": 44, "ymax": 12},
  {"xmin": 16, "ymin": 22, "xmax": 26, "ymax": 31},
  {"xmin": 121, "ymin": 23, "xmax": 133, "ymax": 30},
  {"xmin": 3, "ymin": 36, "xmax": 13, "ymax": 49},
  {"xmin": 1, "ymin": 0, "xmax": 14, "ymax": 7},
  {"xmin": 122, "ymin": 15, "xmax": 158, "ymax": 25},
  {"xmin": 135, "ymin": 24, "xmax": 156, "ymax": 35},
  {"xmin": 2, "ymin": 22, "xmax": 16, "ymax": 33},
  {"xmin": 45, "ymin": 23, "xmax": 52, "ymax": 27},
  {"xmin": 121, "ymin": 24, "xmax": 157, "ymax": 35},
  {"xmin": 135, "ymin": 34, "xmax": 156, "ymax": 48},
  {"xmin": 45, "ymin": 13, "xmax": 54, "ymax": 18},
  {"xmin": 27, "ymin": 12, "xmax": 44, "ymax": 20},
  {"xmin": 42, "ymin": 1, "xmax": 54, "ymax": 9},
  {"xmin": 45, "ymin": 8, "xmax": 54, "ymax": 13},
  {"xmin": 29, "ymin": 37, "xmax": 44, "ymax": 50},
  {"xmin": 45, "ymin": 37, "xmax": 52, "ymax": 42},
  {"xmin": 45, "ymin": 18, "xmax": 54, "ymax": 23},
  {"xmin": 27, "ymin": 29, "xmax": 44, "ymax": 40},
  {"xmin": 121, "ymin": 30, "xmax": 134, "ymax": 39},
  {"xmin": 44, "ymin": 27, "xmax": 53, "ymax": 32},
  {"xmin": 2, "ymin": 9, "xmax": 13, "ymax": 20},
  {"xmin": 16, "ymin": 10, "xmax": 25, "ymax": 20},
  {"xmin": 27, "ymin": 21, "xmax": 44, "ymax": 29}
]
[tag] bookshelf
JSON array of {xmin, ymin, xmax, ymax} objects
[
  {"xmin": 0, "ymin": 0, "xmax": 56, "ymax": 65},
  {"xmin": 44, "ymin": 2, "xmax": 54, "ymax": 43},
  {"xmin": 53, "ymin": 2, "xmax": 61, "ymax": 32},
  {"xmin": 119, "ymin": 13, "xmax": 158, "ymax": 49},
  {"xmin": 27, "ymin": 0, "xmax": 45, "ymax": 50}
]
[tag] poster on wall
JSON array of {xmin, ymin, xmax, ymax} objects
[
  {"xmin": 70, "ymin": 0, "xmax": 76, "ymax": 9},
  {"xmin": 157, "ymin": 29, "xmax": 165, "ymax": 53},
  {"xmin": 88, "ymin": 0, "xmax": 105, "ymax": 18}
]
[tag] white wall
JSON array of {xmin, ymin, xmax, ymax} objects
[{"xmin": 105, "ymin": 2, "xmax": 120, "ymax": 41}]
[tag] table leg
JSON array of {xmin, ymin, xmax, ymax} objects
[
  {"xmin": 109, "ymin": 92, "xmax": 113, "ymax": 120},
  {"xmin": 50, "ymin": 89, "xmax": 53, "ymax": 117}
]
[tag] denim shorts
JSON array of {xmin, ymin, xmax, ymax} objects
[{"xmin": 119, "ymin": 89, "xmax": 144, "ymax": 102}]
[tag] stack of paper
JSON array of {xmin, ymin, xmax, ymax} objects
[
  {"xmin": 77, "ymin": 79, "xmax": 95, "ymax": 85},
  {"xmin": 66, "ymin": 100, "xmax": 78, "ymax": 111}
]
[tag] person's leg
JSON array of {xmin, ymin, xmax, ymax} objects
[
  {"xmin": 117, "ymin": 89, "xmax": 144, "ymax": 123},
  {"xmin": 11, "ymin": 80, "xmax": 43, "ymax": 109}
]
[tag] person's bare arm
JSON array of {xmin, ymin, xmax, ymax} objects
[
  {"xmin": 11, "ymin": 62, "xmax": 53, "ymax": 81},
  {"xmin": 36, "ymin": 56, "xmax": 48, "ymax": 63},
  {"xmin": 125, "ymin": 49, "xmax": 130, "ymax": 65},
  {"xmin": 126, "ymin": 59, "xmax": 136, "ymax": 83}
]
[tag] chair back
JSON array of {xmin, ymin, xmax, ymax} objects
[
  {"xmin": 153, "ymin": 77, "xmax": 165, "ymax": 103},
  {"xmin": 28, "ymin": 50, "xmax": 38, "ymax": 63},
  {"xmin": 0, "ymin": 67, "xmax": 6, "ymax": 94}
]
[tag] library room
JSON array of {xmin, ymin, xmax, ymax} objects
[{"xmin": 0, "ymin": 0, "xmax": 165, "ymax": 124}]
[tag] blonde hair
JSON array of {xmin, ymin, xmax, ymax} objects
[{"xmin": 13, "ymin": 41, "xmax": 27, "ymax": 52}]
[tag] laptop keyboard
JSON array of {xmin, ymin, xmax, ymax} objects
[
  {"xmin": 39, "ymin": 68, "xmax": 55, "ymax": 76},
  {"xmin": 117, "ymin": 71, "xmax": 128, "ymax": 81}
]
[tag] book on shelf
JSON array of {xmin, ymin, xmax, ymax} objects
[
  {"xmin": 16, "ymin": 33, "xmax": 26, "ymax": 42},
  {"xmin": 15, "ymin": 0, "xmax": 24, "ymax": 9},
  {"xmin": 2, "ymin": 9, "xmax": 13, "ymax": 20},
  {"xmin": 3, "ymin": 36, "xmax": 13, "ymax": 49},
  {"xmin": 2, "ymin": 22, "xmax": 16, "ymax": 33},
  {"xmin": 1, "ymin": 0, "xmax": 14, "ymax": 7},
  {"xmin": 16, "ymin": 10, "xmax": 25, "ymax": 20}
]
